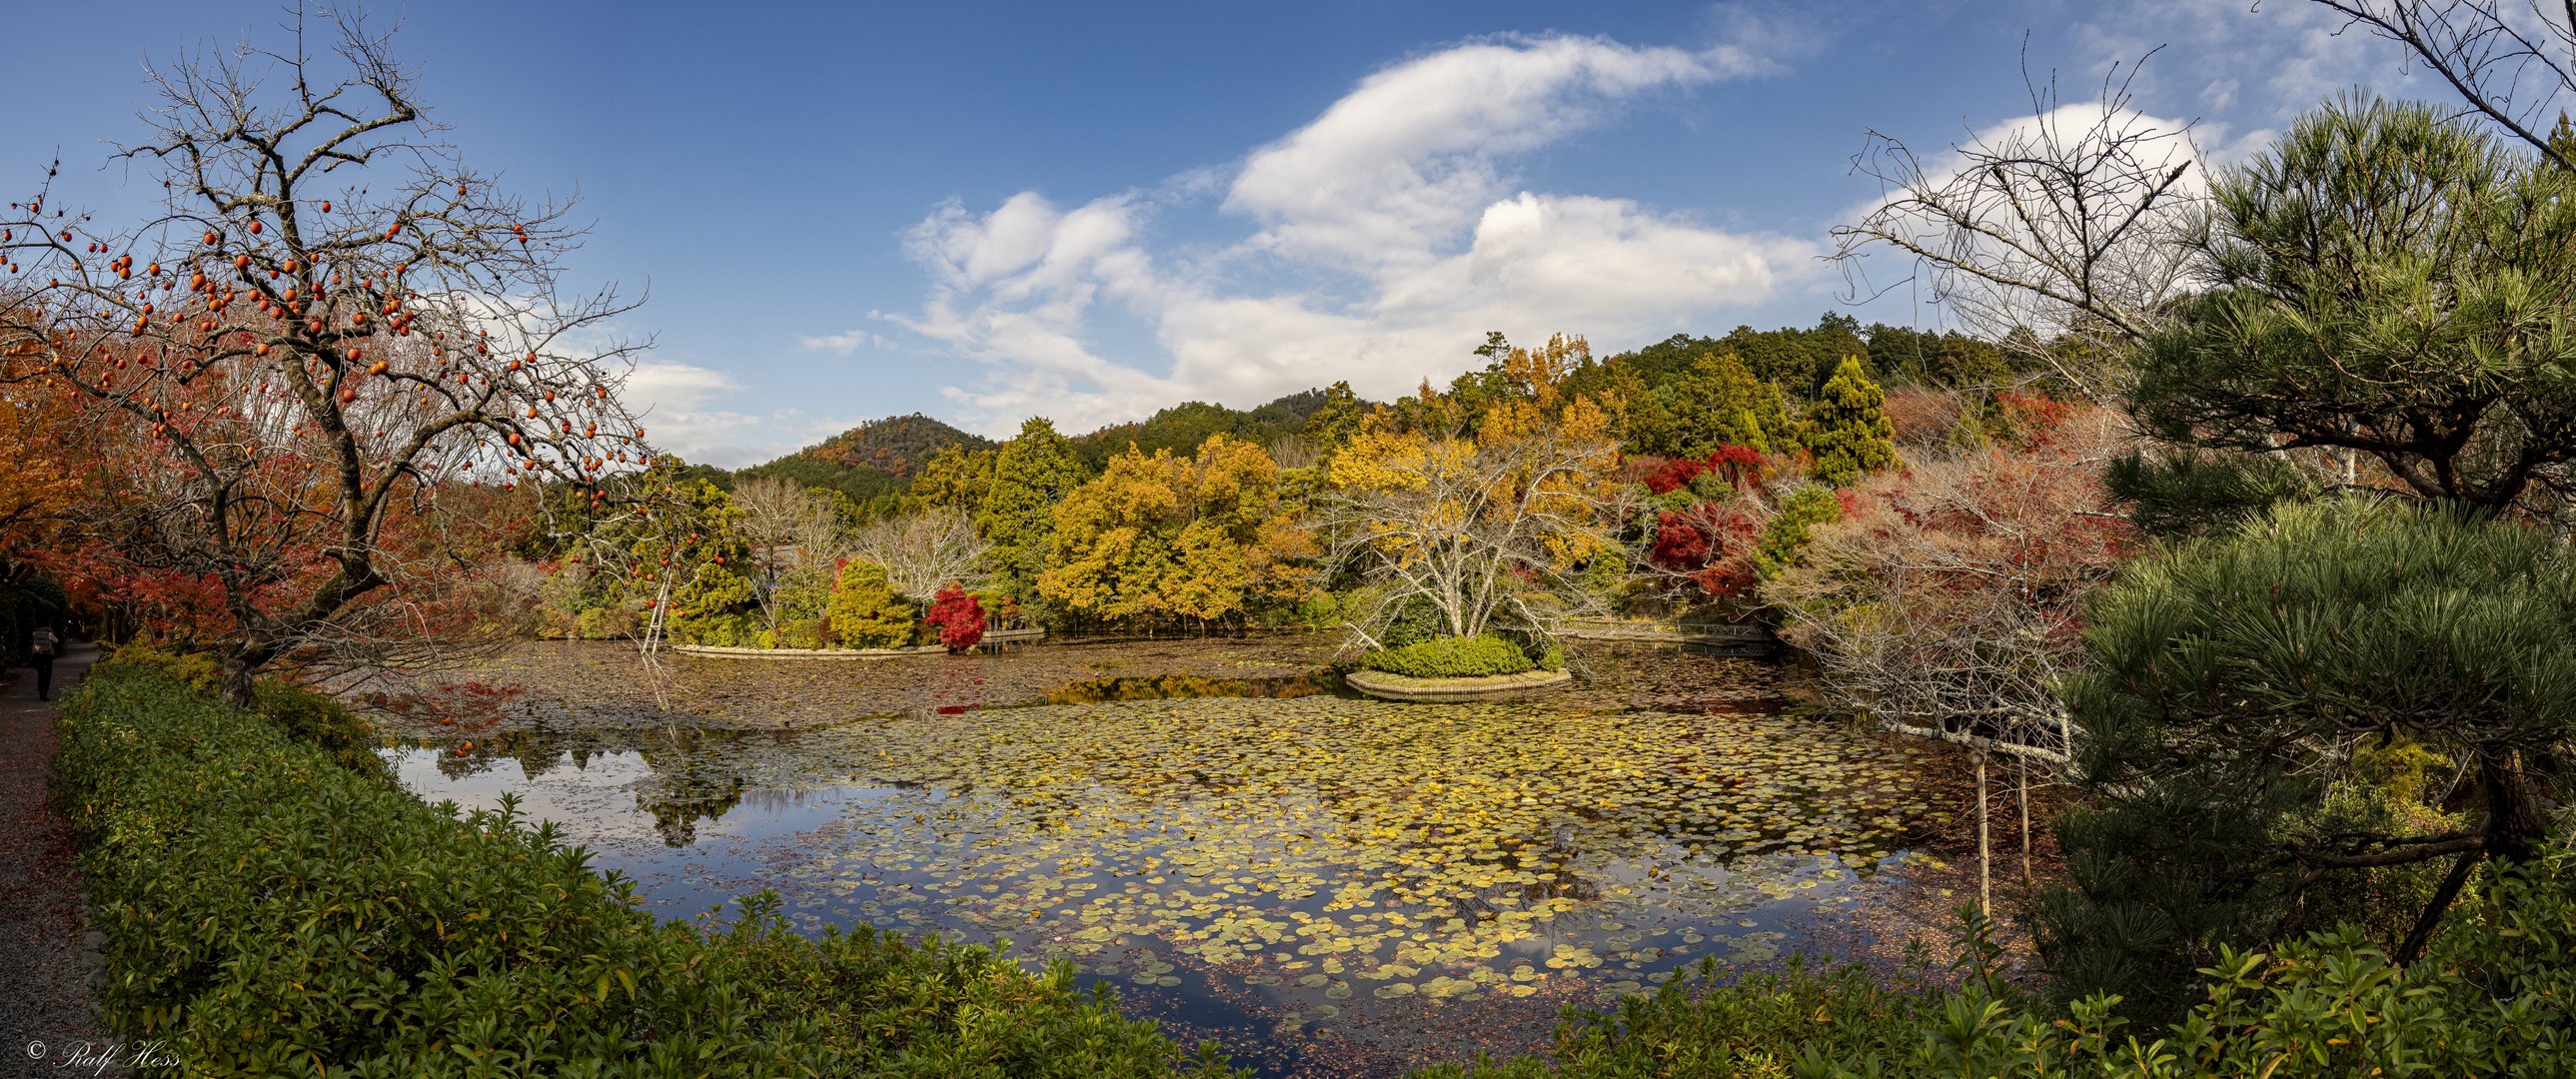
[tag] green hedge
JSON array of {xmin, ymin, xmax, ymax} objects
[
  {"xmin": 54, "ymin": 666, "xmax": 1242, "ymax": 1078},
  {"xmin": 1425, "ymin": 875, "xmax": 2576, "ymax": 1078},
  {"xmin": 1362, "ymin": 632, "xmax": 1537, "ymax": 677}
]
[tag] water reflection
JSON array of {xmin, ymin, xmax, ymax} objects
[
  {"xmin": 1041, "ymin": 671, "xmax": 1352, "ymax": 704},
  {"xmin": 389, "ymin": 684, "xmax": 1943, "ymax": 1078}
]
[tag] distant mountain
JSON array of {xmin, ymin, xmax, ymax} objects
[
  {"xmin": 736, "ymin": 414, "xmax": 996, "ymax": 510},
  {"xmin": 1069, "ymin": 389, "xmax": 1337, "ymax": 470},
  {"xmin": 739, "ymin": 390, "xmax": 1348, "ymax": 512}
]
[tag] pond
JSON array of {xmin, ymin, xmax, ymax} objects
[{"xmin": 384, "ymin": 641, "xmax": 1958, "ymax": 1078}]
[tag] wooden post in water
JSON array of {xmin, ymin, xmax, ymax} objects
[
  {"xmin": 1975, "ymin": 752, "xmax": 1992, "ymax": 917},
  {"xmin": 2017, "ymin": 754, "xmax": 2034, "ymax": 889}
]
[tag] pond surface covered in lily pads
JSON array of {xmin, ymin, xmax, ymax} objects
[{"xmin": 387, "ymin": 645, "xmax": 1953, "ymax": 1077}]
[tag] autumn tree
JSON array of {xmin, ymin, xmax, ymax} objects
[
  {"xmin": 824, "ymin": 559, "xmax": 911, "ymax": 648},
  {"xmin": 1833, "ymin": 62, "xmax": 2203, "ymax": 396},
  {"xmin": 726, "ymin": 475, "xmax": 848, "ymax": 635},
  {"xmin": 921, "ymin": 582, "xmax": 986, "ymax": 651},
  {"xmin": 1802, "ymin": 357, "xmax": 1900, "ymax": 487},
  {"xmin": 0, "ymin": 354, "xmax": 83, "ymax": 558},
  {"xmin": 1038, "ymin": 434, "xmax": 1311, "ymax": 630},
  {"xmin": 1767, "ymin": 402, "xmax": 2134, "ymax": 910},
  {"xmin": 2307, "ymin": 1, "xmax": 2576, "ymax": 174},
  {"xmin": 0, "ymin": 15, "xmax": 645, "ymax": 701},
  {"xmin": 1325, "ymin": 371, "xmax": 1623, "ymax": 647},
  {"xmin": 852, "ymin": 507, "xmax": 987, "ymax": 601}
]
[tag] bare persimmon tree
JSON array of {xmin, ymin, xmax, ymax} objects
[
  {"xmin": 0, "ymin": 12, "xmax": 650, "ymax": 703},
  {"xmin": 2308, "ymin": 0, "xmax": 2575, "ymax": 174},
  {"xmin": 1832, "ymin": 54, "xmax": 2205, "ymax": 397}
]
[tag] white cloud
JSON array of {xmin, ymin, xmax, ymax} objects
[
  {"xmin": 2067, "ymin": 0, "xmax": 2438, "ymax": 128},
  {"xmin": 616, "ymin": 362, "xmax": 857, "ymax": 468},
  {"xmin": 863, "ymin": 31, "xmax": 1817, "ymax": 436},
  {"xmin": 1226, "ymin": 35, "xmax": 1767, "ymax": 273},
  {"xmin": 798, "ymin": 329, "xmax": 893, "ymax": 354}
]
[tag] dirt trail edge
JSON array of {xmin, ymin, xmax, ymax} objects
[{"xmin": 1, "ymin": 642, "xmax": 125, "ymax": 1078}]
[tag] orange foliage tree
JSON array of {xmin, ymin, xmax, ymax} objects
[
  {"xmin": 0, "ymin": 346, "xmax": 85, "ymax": 557},
  {"xmin": 0, "ymin": 15, "xmax": 646, "ymax": 701}
]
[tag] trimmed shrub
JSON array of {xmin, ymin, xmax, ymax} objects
[
  {"xmin": 1362, "ymin": 633, "xmax": 1536, "ymax": 678},
  {"xmin": 90, "ymin": 647, "xmax": 386, "ymax": 781},
  {"xmin": 249, "ymin": 681, "xmax": 393, "ymax": 781},
  {"xmin": 922, "ymin": 583, "xmax": 987, "ymax": 651},
  {"xmin": 826, "ymin": 560, "xmax": 914, "ymax": 648},
  {"xmin": 1375, "ymin": 593, "xmax": 1449, "ymax": 649},
  {"xmin": 54, "ymin": 667, "xmax": 1242, "ymax": 1078}
]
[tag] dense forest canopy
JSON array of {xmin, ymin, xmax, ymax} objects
[{"xmin": 722, "ymin": 315, "xmax": 2033, "ymax": 518}]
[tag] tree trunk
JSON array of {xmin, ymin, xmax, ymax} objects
[
  {"xmin": 1975, "ymin": 752, "xmax": 1992, "ymax": 917},
  {"xmin": 2388, "ymin": 751, "xmax": 2552, "ymax": 964},
  {"xmin": 2395, "ymin": 847, "xmax": 2484, "ymax": 966},
  {"xmin": 2481, "ymin": 751, "xmax": 2552, "ymax": 865},
  {"xmin": 221, "ymin": 651, "xmax": 261, "ymax": 708}
]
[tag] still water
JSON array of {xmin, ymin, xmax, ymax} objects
[{"xmin": 388, "ymin": 670, "xmax": 1945, "ymax": 1077}]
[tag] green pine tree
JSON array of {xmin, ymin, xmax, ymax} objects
[
  {"xmin": 1802, "ymin": 356, "xmax": 1898, "ymax": 487},
  {"xmin": 2039, "ymin": 498, "xmax": 2576, "ymax": 1019},
  {"xmin": 977, "ymin": 418, "xmax": 1090, "ymax": 599},
  {"xmin": 1301, "ymin": 381, "xmax": 1365, "ymax": 455}
]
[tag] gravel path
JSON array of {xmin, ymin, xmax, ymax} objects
[{"xmin": 0, "ymin": 642, "xmax": 122, "ymax": 1078}]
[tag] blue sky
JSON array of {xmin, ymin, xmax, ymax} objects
[{"xmin": 2, "ymin": 1, "xmax": 2436, "ymax": 464}]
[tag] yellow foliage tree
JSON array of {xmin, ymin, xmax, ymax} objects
[
  {"xmin": 1039, "ymin": 434, "xmax": 1312, "ymax": 628},
  {"xmin": 1325, "ymin": 393, "xmax": 1622, "ymax": 644},
  {"xmin": 824, "ymin": 560, "xmax": 913, "ymax": 648}
]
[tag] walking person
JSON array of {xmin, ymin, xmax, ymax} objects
[{"xmin": 28, "ymin": 623, "xmax": 59, "ymax": 700}]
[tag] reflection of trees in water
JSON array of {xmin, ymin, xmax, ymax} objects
[
  {"xmin": 642, "ymin": 774, "xmax": 746, "ymax": 846},
  {"xmin": 1044, "ymin": 673, "xmax": 1336, "ymax": 704},
  {"xmin": 430, "ymin": 723, "xmax": 773, "ymax": 846}
]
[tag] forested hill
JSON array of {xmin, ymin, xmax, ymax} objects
[
  {"xmin": 734, "ymin": 390, "xmax": 1341, "ymax": 511},
  {"xmin": 1066, "ymin": 389, "xmax": 1335, "ymax": 470},
  {"xmin": 731, "ymin": 315, "xmax": 2021, "ymax": 512},
  {"xmin": 733, "ymin": 414, "xmax": 996, "ymax": 508}
]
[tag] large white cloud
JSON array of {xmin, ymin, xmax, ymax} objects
[
  {"xmin": 1225, "ymin": 35, "xmax": 1766, "ymax": 273},
  {"xmin": 869, "ymin": 32, "xmax": 1819, "ymax": 436}
]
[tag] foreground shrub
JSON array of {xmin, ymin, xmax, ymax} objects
[
  {"xmin": 1413, "ymin": 957, "xmax": 1929, "ymax": 1078},
  {"xmin": 55, "ymin": 666, "xmax": 1241, "ymax": 1078},
  {"xmin": 90, "ymin": 645, "xmax": 390, "ymax": 781},
  {"xmin": 1362, "ymin": 632, "xmax": 1536, "ymax": 677},
  {"xmin": 1425, "ymin": 863, "xmax": 2576, "ymax": 1078}
]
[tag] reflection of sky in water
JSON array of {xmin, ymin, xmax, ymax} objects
[{"xmin": 389, "ymin": 694, "xmax": 1937, "ymax": 1079}]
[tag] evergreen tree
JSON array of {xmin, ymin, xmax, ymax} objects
[
  {"xmin": 2039, "ymin": 498, "xmax": 2576, "ymax": 1018},
  {"xmin": 1646, "ymin": 352, "xmax": 1791, "ymax": 458},
  {"xmin": 976, "ymin": 418, "xmax": 1089, "ymax": 599},
  {"xmin": 903, "ymin": 444, "xmax": 997, "ymax": 517},
  {"xmin": 1301, "ymin": 381, "xmax": 1365, "ymax": 455},
  {"xmin": 1802, "ymin": 357, "xmax": 1899, "ymax": 487},
  {"xmin": 2132, "ymin": 96, "xmax": 2576, "ymax": 513}
]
